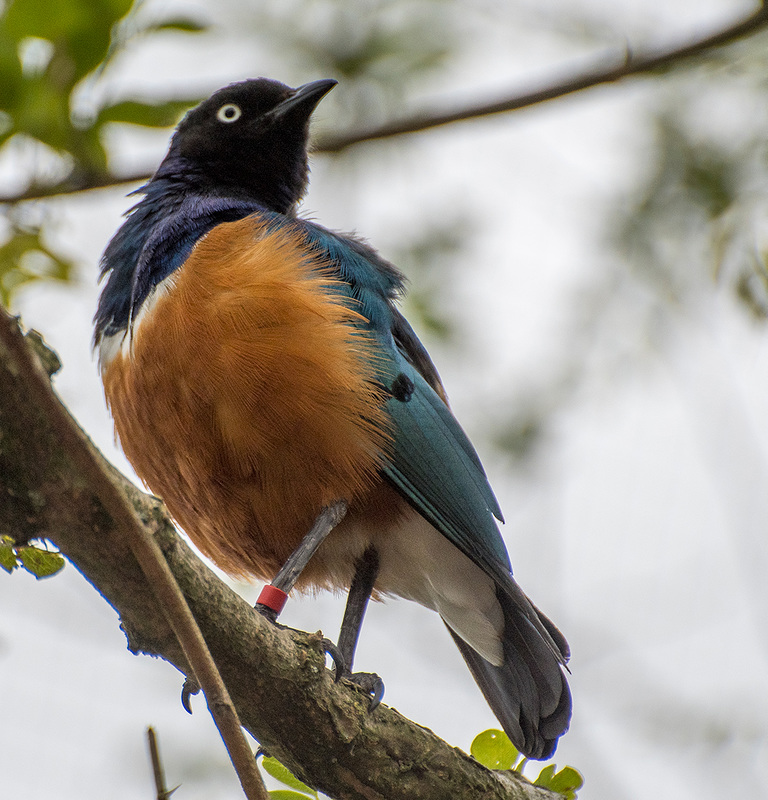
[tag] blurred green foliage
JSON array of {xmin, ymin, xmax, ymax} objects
[
  {"xmin": 0, "ymin": 0, "xmax": 207, "ymax": 180},
  {"xmin": 491, "ymin": 35, "xmax": 768, "ymax": 465},
  {"xmin": 614, "ymin": 115, "xmax": 738, "ymax": 305},
  {"xmin": 0, "ymin": 0, "xmax": 207, "ymax": 302},
  {"xmin": 0, "ymin": 213, "xmax": 74, "ymax": 301},
  {"xmin": 253, "ymin": 0, "xmax": 457, "ymax": 130},
  {"xmin": 393, "ymin": 216, "xmax": 471, "ymax": 341},
  {"xmin": 612, "ymin": 105, "xmax": 768, "ymax": 323}
]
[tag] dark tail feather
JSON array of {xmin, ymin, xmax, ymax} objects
[{"xmin": 447, "ymin": 584, "xmax": 571, "ymax": 760}]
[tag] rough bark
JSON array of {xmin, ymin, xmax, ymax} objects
[{"xmin": 0, "ymin": 308, "xmax": 560, "ymax": 800}]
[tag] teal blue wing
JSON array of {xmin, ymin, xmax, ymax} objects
[{"xmin": 376, "ymin": 339, "xmax": 512, "ymax": 576}]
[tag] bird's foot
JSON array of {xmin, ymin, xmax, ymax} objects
[
  {"xmin": 254, "ymin": 601, "xmax": 280, "ymax": 625},
  {"xmin": 254, "ymin": 603, "xmax": 346, "ymax": 683},
  {"xmin": 253, "ymin": 602, "xmax": 382, "ymax": 707},
  {"xmin": 254, "ymin": 600, "xmax": 302, "ymax": 633},
  {"xmin": 342, "ymin": 671, "xmax": 385, "ymax": 710}
]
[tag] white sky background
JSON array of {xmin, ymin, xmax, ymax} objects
[{"xmin": 3, "ymin": 0, "xmax": 768, "ymax": 798}]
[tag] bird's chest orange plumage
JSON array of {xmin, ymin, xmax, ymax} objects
[{"xmin": 100, "ymin": 216, "xmax": 392, "ymax": 583}]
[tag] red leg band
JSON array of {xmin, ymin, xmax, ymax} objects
[{"xmin": 257, "ymin": 584, "xmax": 288, "ymax": 615}]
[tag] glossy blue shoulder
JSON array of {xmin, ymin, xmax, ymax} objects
[{"xmin": 281, "ymin": 216, "xmax": 406, "ymax": 333}]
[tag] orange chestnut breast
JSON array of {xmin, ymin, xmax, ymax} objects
[{"xmin": 101, "ymin": 215, "xmax": 391, "ymax": 581}]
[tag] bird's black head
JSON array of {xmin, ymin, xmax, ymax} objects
[{"xmin": 156, "ymin": 77, "xmax": 337, "ymax": 213}]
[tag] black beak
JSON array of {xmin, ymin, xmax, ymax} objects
[{"xmin": 267, "ymin": 79, "xmax": 337, "ymax": 123}]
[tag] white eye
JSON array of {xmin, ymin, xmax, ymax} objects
[{"xmin": 217, "ymin": 103, "xmax": 242, "ymax": 123}]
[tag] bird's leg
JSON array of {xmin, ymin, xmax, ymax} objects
[
  {"xmin": 255, "ymin": 499, "xmax": 348, "ymax": 621},
  {"xmin": 338, "ymin": 546, "xmax": 379, "ymax": 669},
  {"xmin": 183, "ymin": 503, "xmax": 349, "ymax": 715},
  {"xmin": 247, "ymin": 500, "xmax": 350, "ymax": 688},
  {"xmin": 337, "ymin": 546, "xmax": 385, "ymax": 708}
]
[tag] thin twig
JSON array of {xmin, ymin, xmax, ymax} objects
[
  {"xmin": 147, "ymin": 727, "xmax": 174, "ymax": 800},
  {"xmin": 1, "ymin": 4, "xmax": 767, "ymax": 205},
  {"xmin": 319, "ymin": 3, "xmax": 768, "ymax": 151},
  {"xmin": 0, "ymin": 310, "xmax": 269, "ymax": 800}
]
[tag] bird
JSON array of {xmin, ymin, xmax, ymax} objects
[{"xmin": 94, "ymin": 77, "xmax": 571, "ymax": 760}]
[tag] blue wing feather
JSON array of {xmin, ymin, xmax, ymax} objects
[{"xmin": 379, "ymin": 347, "xmax": 511, "ymax": 572}]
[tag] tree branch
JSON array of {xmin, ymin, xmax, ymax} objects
[
  {"xmin": 2, "ymin": 4, "xmax": 767, "ymax": 205},
  {"xmin": 0, "ymin": 308, "xmax": 560, "ymax": 799},
  {"xmin": 320, "ymin": 3, "xmax": 768, "ymax": 150}
]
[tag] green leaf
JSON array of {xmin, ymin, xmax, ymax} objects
[
  {"xmin": 96, "ymin": 98, "xmax": 198, "ymax": 129},
  {"xmin": 534, "ymin": 764, "xmax": 556, "ymax": 786},
  {"xmin": 470, "ymin": 729, "xmax": 520, "ymax": 771},
  {"xmin": 547, "ymin": 766, "xmax": 584, "ymax": 794},
  {"xmin": 0, "ymin": 539, "xmax": 19, "ymax": 573},
  {"xmin": 18, "ymin": 546, "xmax": 65, "ymax": 578},
  {"xmin": 268, "ymin": 792, "xmax": 314, "ymax": 800},
  {"xmin": 261, "ymin": 757, "xmax": 316, "ymax": 796},
  {"xmin": 535, "ymin": 764, "xmax": 584, "ymax": 798}
]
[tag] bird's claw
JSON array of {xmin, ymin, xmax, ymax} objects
[
  {"xmin": 322, "ymin": 638, "xmax": 345, "ymax": 681},
  {"xmin": 344, "ymin": 671, "xmax": 385, "ymax": 710},
  {"xmin": 181, "ymin": 677, "xmax": 200, "ymax": 714},
  {"xmin": 320, "ymin": 637, "xmax": 385, "ymax": 709}
]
